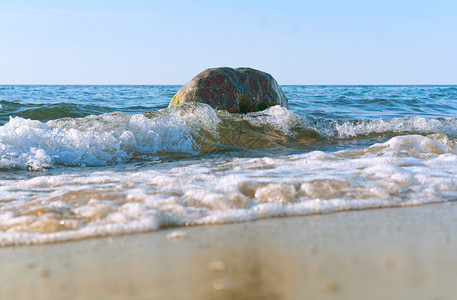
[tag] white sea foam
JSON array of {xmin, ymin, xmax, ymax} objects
[
  {"xmin": 1, "ymin": 103, "xmax": 457, "ymax": 170},
  {"xmin": 2, "ymin": 133, "xmax": 457, "ymax": 246},
  {"xmin": 326, "ymin": 116, "xmax": 457, "ymax": 139},
  {"xmin": 0, "ymin": 103, "xmax": 223, "ymax": 170}
]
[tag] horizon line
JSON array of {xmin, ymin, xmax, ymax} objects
[{"xmin": 1, "ymin": 83, "xmax": 456, "ymax": 86}]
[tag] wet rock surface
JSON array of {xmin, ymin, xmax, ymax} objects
[{"xmin": 169, "ymin": 67, "xmax": 288, "ymax": 113}]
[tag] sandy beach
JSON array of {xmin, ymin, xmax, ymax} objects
[
  {"xmin": 1, "ymin": 203, "xmax": 456, "ymax": 299},
  {"xmin": 2, "ymin": 0, "xmax": 456, "ymax": 298}
]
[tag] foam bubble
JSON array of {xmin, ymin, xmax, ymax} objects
[{"xmin": 167, "ymin": 231, "xmax": 187, "ymax": 239}]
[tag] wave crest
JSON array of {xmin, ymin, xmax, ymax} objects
[{"xmin": 1, "ymin": 102, "xmax": 457, "ymax": 170}]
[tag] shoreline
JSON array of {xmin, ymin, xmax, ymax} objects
[{"xmin": 1, "ymin": 203, "xmax": 457, "ymax": 299}]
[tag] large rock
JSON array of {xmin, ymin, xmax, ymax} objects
[{"xmin": 169, "ymin": 67, "xmax": 288, "ymax": 113}]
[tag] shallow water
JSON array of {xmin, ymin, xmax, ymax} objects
[{"xmin": 1, "ymin": 85, "xmax": 457, "ymax": 246}]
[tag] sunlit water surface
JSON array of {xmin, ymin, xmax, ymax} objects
[{"xmin": 1, "ymin": 85, "xmax": 457, "ymax": 246}]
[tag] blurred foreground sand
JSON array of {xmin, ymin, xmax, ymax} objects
[{"xmin": 1, "ymin": 203, "xmax": 457, "ymax": 299}]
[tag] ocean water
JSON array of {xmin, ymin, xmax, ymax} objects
[{"xmin": 1, "ymin": 85, "xmax": 457, "ymax": 246}]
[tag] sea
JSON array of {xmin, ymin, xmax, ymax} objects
[{"xmin": 1, "ymin": 85, "xmax": 457, "ymax": 246}]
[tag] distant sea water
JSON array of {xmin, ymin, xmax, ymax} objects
[{"xmin": 1, "ymin": 85, "xmax": 457, "ymax": 246}]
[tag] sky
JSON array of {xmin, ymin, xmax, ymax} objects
[{"xmin": 0, "ymin": 0, "xmax": 456, "ymax": 85}]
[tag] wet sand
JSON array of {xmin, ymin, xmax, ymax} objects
[{"xmin": 1, "ymin": 203, "xmax": 457, "ymax": 300}]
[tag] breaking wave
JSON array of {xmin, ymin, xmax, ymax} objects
[
  {"xmin": 1, "ymin": 102, "xmax": 457, "ymax": 170},
  {"xmin": 2, "ymin": 132, "xmax": 457, "ymax": 246}
]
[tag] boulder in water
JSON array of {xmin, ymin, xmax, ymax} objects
[{"xmin": 169, "ymin": 67, "xmax": 288, "ymax": 113}]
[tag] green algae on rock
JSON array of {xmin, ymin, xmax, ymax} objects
[{"xmin": 169, "ymin": 67, "xmax": 288, "ymax": 113}]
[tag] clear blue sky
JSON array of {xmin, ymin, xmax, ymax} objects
[{"xmin": 1, "ymin": 0, "xmax": 456, "ymax": 85}]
